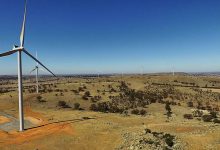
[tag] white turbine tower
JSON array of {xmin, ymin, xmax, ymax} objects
[
  {"xmin": 96, "ymin": 70, "xmax": 103, "ymax": 78},
  {"xmin": 0, "ymin": 0, "xmax": 56, "ymax": 132},
  {"xmin": 172, "ymin": 66, "xmax": 175, "ymax": 76},
  {"xmin": 140, "ymin": 65, "xmax": 144, "ymax": 75},
  {"xmin": 30, "ymin": 52, "xmax": 44, "ymax": 94}
]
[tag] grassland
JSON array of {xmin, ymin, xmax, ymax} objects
[{"xmin": 0, "ymin": 74, "xmax": 220, "ymax": 150}]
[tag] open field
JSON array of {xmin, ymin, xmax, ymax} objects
[{"xmin": 0, "ymin": 74, "xmax": 220, "ymax": 150}]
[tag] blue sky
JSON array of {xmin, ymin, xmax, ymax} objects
[{"xmin": 0, "ymin": 0, "xmax": 220, "ymax": 75}]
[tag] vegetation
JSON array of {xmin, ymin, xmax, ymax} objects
[
  {"xmin": 183, "ymin": 114, "xmax": 193, "ymax": 119},
  {"xmin": 58, "ymin": 101, "xmax": 70, "ymax": 108},
  {"xmin": 202, "ymin": 115, "xmax": 213, "ymax": 122},
  {"xmin": 74, "ymin": 103, "xmax": 80, "ymax": 110},
  {"xmin": 165, "ymin": 102, "xmax": 172, "ymax": 119}
]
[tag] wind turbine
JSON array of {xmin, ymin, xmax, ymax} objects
[
  {"xmin": 172, "ymin": 66, "xmax": 175, "ymax": 76},
  {"xmin": 96, "ymin": 70, "xmax": 103, "ymax": 78},
  {"xmin": 0, "ymin": 0, "xmax": 56, "ymax": 132},
  {"xmin": 30, "ymin": 52, "xmax": 45, "ymax": 93},
  {"xmin": 140, "ymin": 65, "xmax": 144, "ymax": 75}
]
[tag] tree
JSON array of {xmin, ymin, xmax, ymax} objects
[{"xmin": 165, "ymin": 102, "xmax": 172, "ymax": 119}]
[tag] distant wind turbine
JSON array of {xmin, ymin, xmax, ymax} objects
[
  {"xmin": 0, "ymin": 0, "xmax": 56, "ymax": 131},
  {"xmin": 172, "ymin": 66, "xmax": 175, "ymax": 76},
  {"xmin": 96, "ymin": 70, "xmax": 103, "ymax": 78},
  {"xmin": 30, "ymin": 52, "xmax": 45, "ymax": 94},
  {"xmin": 140, "ymin": 65, "xmax": 144, "ymax": 75}
]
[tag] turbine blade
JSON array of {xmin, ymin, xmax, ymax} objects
[
  {"xmin": 23, "ymin": 49, "xmax": 56, "ymax": 77},
  {"xmin": 36, "ymin": 51, "xmax": 38, "ymax": 66},
  {"xmin": 0, "ymin": 49, "xmax": 19, "ymax": 58},
  {"xmin": 20, "ymin": 0, "xmax": 27, "ymax": 47},
  {"xmin": 30, "ymin": 68, "xmax": 36, "ymax": 74},
  {"xmin": 39, "ymin": 68, "xmax": 46, "ymax": 72}
]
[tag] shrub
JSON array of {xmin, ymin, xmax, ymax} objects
[
  {"xmin": 131, "ymin": 109, "xmax": 139, "ymax": 115},
  {"xmin": 163, "ymin": 133, "xmax": 175, "ymax": 147},
  {"xmin": 202, "ymin": 115, "xmax": 213, "ymax": 122},
  {"xmin": 210, "ymin": 111, "xmax": 217, "ymax": 118},
  {"xmin": 37, "ymin": 96, "xmax": 42, "ymax": 101},
  {"xmin": 165, "ymin": 102, "xmax": 172, "ymax": 119},
  {"xmin": 91, "ymin": 97, "xmax": 96, "ymax": 103},
  {"xmin": 183, "ymin": 114, "xmax": 193, "ymax": 119},
  {"xmin": 90, "ymin": 104, "xmax": 97, "ymax": 111},
  {"xmin": 213, "ymin": 118, "xmax": 220, "ymax": 124},
  {"xmin": 58, "ymin": 101, "xmax": 70, "ymax": 108},
  {"xmin": 144, "ymin": 128, "xmax": 151, "ymax": 134},
  {"xmin": 123, "ymin": 110, "xmax": 128, "ymax": 116},
  {"xmin": 187, "ymin": 101, "xmax": 194, "ymax": 107},
  {"xmin": 74, "ymin": 103, "xmax": 80, "ymax": 110},
  {"xmin": 82, "ymin": 95, "xmax": 89, "ymax": 100},
  {"xmin": 96, "ymin": 102, "xmax": 109, "ymax": 113},
  {"xmin": 165, "ymin": 102, "xmax": 171, "ymax": 113},
  {"xmin": 84, "ymin": 91, "xmax": 91, "ymax": 97},
  {"xmin": 36, "ymin": 96, "xmax": 46, "ymax": 102},
  {"xmin": 140, "ymin": 109, "xmax": 147, "ymax": 116}
]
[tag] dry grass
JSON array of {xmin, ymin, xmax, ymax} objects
[{"xmin": 0, "ymin": 74, "xmax": 220, "ymax": 149}]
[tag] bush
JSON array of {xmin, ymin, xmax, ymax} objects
[
  {"xmin": 213, "ymin": 118, "xmax": 220, "ymax": 124},
  {"xmin": 58, "ymin": 101, "xmax": 70, "ymax": 108},
  {"xmin": 165, "ymin": 102, "xmax": 171, "ymax": 113},
  {"xmin": 144, "ymin": 128, "xmax": 151, "ymax": 134},
  {"xmin": 84, "ymin": 91, "xmax": 91, "ymax": 97},
  {"xmin": 165, "ymin": 102, "xmax": 172, "ymax": 119},
  {"xmin": 74, "ymin": 103, "xmax": 80, "ymax": 110},
  {"xmin": 183, "ymin": 114, "xmax": 193, "ymax": 119},
  {"xmin": 163, "ymin": 133, "xmax": 175, "ymax": 147},
  {"xmin": 37, "ymin": 96, "xmax": 42, "ymax": 101},
  {"xmin": 36, "ymin": 96, "xmax": 46, "ymax": 103},
  {"xmin": 96, "ymin": 102, "xmax": 109, "ymax": 113},
  {"xmin": 140, "ymin": 109, "xmax": 147, "ymax": 116},
  {"xmin": 90, "ymin": 104, "xmax": 97, "ymax": 111},
  {"xmin": 202, "ymin": 115, "xmax": 213, "ymax": 122},
  {"xmin": 187, "ymin": 101, "xmax": 194, "ymax": 107},
  {"xmin": 210, "ymin": 111, "xmax": 217, "ymax": 118},
  {"xmin": 82, "ymin": 95, "xmax": 89, "ymax": 100},
  {"xmin": 131, "ymin": 109, "xmax": 139, "ymax": 115}
]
